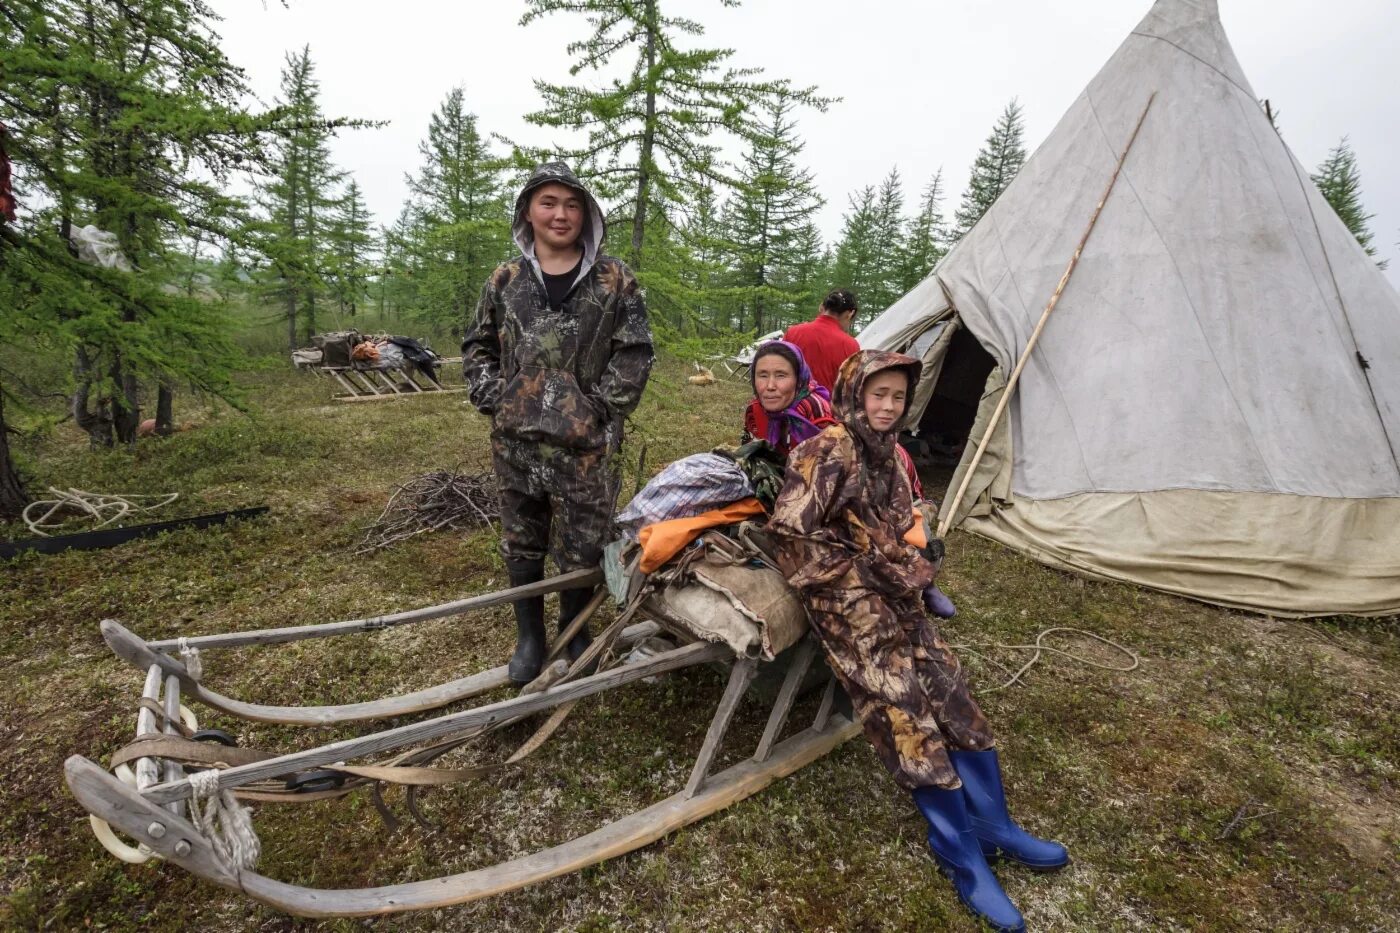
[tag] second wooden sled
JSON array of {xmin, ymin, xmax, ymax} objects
[{"xmin": 66, "ymin": 548, "xmax": 860, "ymax": 918}]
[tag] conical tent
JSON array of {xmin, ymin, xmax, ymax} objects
[{"xmin": 859, "ymin": 0, "xmax": 1400, "ymax": 616}]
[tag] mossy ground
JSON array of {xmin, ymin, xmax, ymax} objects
[{"xmin": 2, "ymin": 356, "xmax": 1396, "ymax": 931}]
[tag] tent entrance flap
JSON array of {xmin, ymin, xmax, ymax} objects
[{"xmin": 909, "ymin": 324, "xmax": 997, "ymax": 500}]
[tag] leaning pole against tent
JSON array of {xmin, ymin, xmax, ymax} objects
[
  {"xmin": 861, "ymin": 0, "xmax": 1400, "ymax": 617},
  {"xmin": 937, "ymin": 92, "xmax": 1157, "ymax": 539}
]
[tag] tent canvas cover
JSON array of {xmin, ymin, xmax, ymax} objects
[{"xmin": 860, "ymin": 0, "xmax": 1400, "ymax": 617}]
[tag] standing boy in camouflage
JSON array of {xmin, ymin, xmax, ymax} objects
[{"xmin": 463, "ymin": 162, "xmax": 653, "ymax": 685}]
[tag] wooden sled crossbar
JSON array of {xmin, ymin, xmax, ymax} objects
[
  {"xmin": 66, "ymin": 637, "xmax": 858, "ymax": 917},
  {"xmin": 70, "ymin": 567, "xmax": 862, "ymax": 917}
]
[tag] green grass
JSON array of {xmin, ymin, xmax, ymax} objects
[{"xmin": 2, "ymin": 357, "xmax": 1397, "ymax": 931}]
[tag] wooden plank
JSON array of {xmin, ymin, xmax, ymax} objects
[
  {"xmin": 374, "ymin": 371, "xmax": 403, "ymax": 394},
  {"xmin": 753, "ymin": 638, "xmax": 817, "ymax": 763},
  {"xmin": 66, "ymin": 715, "xmax": 861, "ymax": 917},
  {"xmin": 684, "ymin": 657, "xmax": 758, "ymax": 799},
  {"xmin": 107, "ymin": 618, "xmax": 659, "ymax": 727},
  {"xmin": 135, "ymin": 666, "xmax": 162, "ymax": 792},
  {"xmin": 140, "ymin": 641, "xmax": 730, "ymax": 804},
  {"xmin": 144, "ymin": 567, "xmax": 604, "ymax": 651},
  {"xmin": 349, "ymin": 370, "xmax": 384, "ymax": 395},
  {"xmin": 332, "ymin": 388, "xmax": 467, "ymax": 403},
  {"xmin": 1, "ymin": 507, "xmax": 270, "ymax": 559},
  {"xmin": 812, "ymin": 674, "xmax": 838, "ymax": 732},
  {"xmin": 162, "ymin": 673, "xmax": 187, "ymax": 817},
  {"xmin": 328, "ymin": 370, "xmax": 363, "ymax": 398}
]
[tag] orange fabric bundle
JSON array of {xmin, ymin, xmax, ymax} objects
[
  {"xmin": 637, "ymin": 498, "xmax": 767, "ymax": 573},
  {"xmin": 351, "ymin": 340, "xmax": 380, "ymax": 363}
]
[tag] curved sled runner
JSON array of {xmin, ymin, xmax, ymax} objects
[{"xmin": 67, "ymin": 554, "xmax": 858, "ymax": 917}]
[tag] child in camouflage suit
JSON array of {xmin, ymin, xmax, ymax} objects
[
  {"xmin": 768, "ymin": 350, "xmax": 1066, "ymax": 933},
  {"xmin": 463, "ymin": 162, "xmax": 653, "ymax": 685}
]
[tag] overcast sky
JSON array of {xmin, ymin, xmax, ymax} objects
[{"xmin": 206, "ymin": 0, "xmax": 1400, "ymax": 285}]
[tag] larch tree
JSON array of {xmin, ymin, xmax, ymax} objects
[
  {"xmin": 402, "ymin": 87, "xmax": 510, "ymax": 333},
  {"xmin": 518, "ymin": 0, "xmax": 831, "ymax": 277},
  {"xmin": 952, "ymin": 99, "xmax": 1027, "ymax": 240},
  {"xmin": 0, "ymin": 0, "xmax": 298, "ymax": 470},
  {"xmin": 896, "ymin": 169, "xmax": 948, "ymax": 292},
  {"xmin": 721, "ymin": 96, "xmax": 824, "ymax": 335},
  {"xmin": 327, "ymin": 178, "xmax": 374, "ymax": 318},
  {"xmin": 1312, "ymin": 137, "xmax": 1385, "ymax": 267},
  {"xmin": 253, "ymin": 46, "xmax": 353, "ymax": 350}
]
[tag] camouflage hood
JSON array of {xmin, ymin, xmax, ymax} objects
[
  {"xmin": 512, "ymin": 161, "xmax": 607, "ymax": 285},
  {"xmin": 831, "ymin": 349, "xmax": 923, "ymax": 455}
]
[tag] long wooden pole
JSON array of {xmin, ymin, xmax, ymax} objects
[{"xmin": 937, "ymin": 92, "xmax": 1157, "ymax": 538}]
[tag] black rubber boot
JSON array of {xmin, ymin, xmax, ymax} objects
[
  {"xmin": 558, "ymin": 586, "xmax": 595, "ymax": 672},
  {"xmin": 506, "ymin": 558, "xmax": 546, "ymax": 685}
]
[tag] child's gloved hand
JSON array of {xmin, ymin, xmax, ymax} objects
[{"xmin": 921, "ymin": 584, "xmax": 957, "ymax": 618}]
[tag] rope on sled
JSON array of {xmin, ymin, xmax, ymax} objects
[
  {"xmin": 188, "ymin": 769, "xmax": 261, "ymax": 870},
  {"xmin": 176, "ymin": 637, "xmax": 203, "ymax": 681},
  {"xmin": 951, "ymin": 626, "xmax": 1140, "ymax": 694}
]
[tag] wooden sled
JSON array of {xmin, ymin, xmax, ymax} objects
[{"xmin": 66, "ymin": 559, "xmax": 858, "ymax": 917}]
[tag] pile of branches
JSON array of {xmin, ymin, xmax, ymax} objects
[{"xmin": 356, "ymin": 468, "xmax": 497, "ymax": 554}]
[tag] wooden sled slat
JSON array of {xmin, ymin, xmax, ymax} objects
[
  {"xmin": 66, "ymin": 715, "xmax": 860, "ymax": 917},
  {"xmin": 141, "ymin": 640, "xmax": 730, "ymax": 806},
  {"xmin": 102, "ymin": 616, "xmax": 659, "ymax": 726},
  {"xmin": 143, "ymin": 568, "xmax": 604, "ymax": 651}
]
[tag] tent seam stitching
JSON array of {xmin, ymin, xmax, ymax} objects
[{"xmin": 1082, "ymin": 91, "xmax": 1281, "ymax": 491}]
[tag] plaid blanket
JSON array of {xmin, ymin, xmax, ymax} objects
[{"xmin": 616, "ymin": 453, "xmax": 753, "ymax": 537}]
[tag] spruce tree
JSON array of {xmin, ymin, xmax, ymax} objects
[
  {"xmin": 1312, "ymin": 137, "xmax": 1384, "ymax": 266},
  {"xmin": 831, "ymin": 168, "xmax": 907, "ymax": 320},
  {"xmin": 519, "ymin": 0, "xmax": 831, "ymax": 274},
  {"xmin": 896, "ymin": 169, "xmax": 948, "ymax": 291},
  {"xmin": 253, "ymin": 46, "xmax": 348, "ymax": 349},
  {"xmin": 721, "ymin": 97, "xmax": 824, "ymax": 334},
  {"xmin": 327, "ymin": 179, "xmax": 374, "ymax": 318},
  {"xmin": 952, "ymin": 99, "xmax": 1027, "ymax": 240},
  {"xmin": 401, "ymin": 88, "xmax": 510, "ymax": 332}
]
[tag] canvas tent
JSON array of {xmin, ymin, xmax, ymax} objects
[{"xmin": 859, "ymin": 0, "xmax": 1400, "ymax": 617}]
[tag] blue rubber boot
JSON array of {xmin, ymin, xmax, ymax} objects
[
  {"xmin": 912, "ymin": 785, "xmax": 1026, "ymax": 933},
  {"xmin": 950, "ymin": 749, "xmax": 1070, "ymax": 870}
]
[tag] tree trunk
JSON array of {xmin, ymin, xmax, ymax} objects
[
  {"xmin": 631, "ymin": 0, "xmax": 659, "ymax": 269},
  {"xmin": 287, "ymin": 290, "xmax": 298, "ymax": 352},
  {"xmin": 111, "ymin": 353, "xmax": 141, "ymax": 446},
  {"xmin": 72, "ymin": 347, "xmax": 114, "ymax": 449},
  {"xmin": 0, "ymin": 387, "xmax": 30, "ymax": 519},
  {"xmin": 155, "ymin": 382, "xmax": 174, "ymax": 437}
]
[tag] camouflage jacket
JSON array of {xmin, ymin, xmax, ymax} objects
[
  {"xmin": 462, "ymin": 162, "xmax": 653, "ymax": 451},
  {"xmin": 767, "ymin": 351, "xmax": 935, "ymax": 595}
]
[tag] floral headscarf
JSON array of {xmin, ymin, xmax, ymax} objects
[
  {"xmin": 831, "ymin": 349, "xmax": 923, "ymax": 511},
  {"xmin": 743, "ymin": 340, "xmax": 836, "ymax": 454}
]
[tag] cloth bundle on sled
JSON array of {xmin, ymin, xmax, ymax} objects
[
  {"xmin": 64, "ymin": 451, "xmax": 863, "ymax": 918},
  {"xmin": 293, "ymin": 330, "xmax": 462, "ymax": 402}
]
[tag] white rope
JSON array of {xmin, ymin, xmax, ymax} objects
[
  {"xmin": 951, "ymin": 626, "xmax": 1140, "ymax": 694},
  {"xmin": 176, "ymin": 637, "xmax": 203, "ymax": 681},
  {"xmin": 188, "ymin": 769, "xmax": 261, "ymax": 870},
  {"xmin": 22, "ymin": 487, "xmax": 178, "ymax": 537}
]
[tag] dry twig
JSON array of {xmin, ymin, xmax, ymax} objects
[{"xmin": 356, "ymin": 469, "xmax": 498, "ymax": 554}]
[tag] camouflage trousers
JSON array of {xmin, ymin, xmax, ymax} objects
[
  {"xmin": 806, "ymin": 586, "xmax": 994, "ymax": 790},
  {"xmin": 491, "ymin": 437, "xmax": 621, "ymax": 572}
]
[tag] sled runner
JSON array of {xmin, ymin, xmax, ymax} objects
[{"xmin": 66, "ymin": 534, "xmax": 859, "ymax": 917}]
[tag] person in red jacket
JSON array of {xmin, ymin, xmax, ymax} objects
[{"xmin": 783, "ymin": 288, "xmax": 861, "ymax": 393}]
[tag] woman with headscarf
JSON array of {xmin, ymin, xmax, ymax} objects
[
  {"xmin": 767, "ymin": 351, "xmax": 1066, "ymax": 933},
  {"xmin": 741, "ymin": 340, "xmax": 925, "ymax": 498},
  {"xmin": 740, "ymin": 340, "xmax": 837, "ymax": 457}
]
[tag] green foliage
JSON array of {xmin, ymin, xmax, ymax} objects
[
  {"xmin": 387, "ymin": 87, "xmax": 512, "ymax": 334},
  {"xmin": 0, "ymin": 0, "xmax": 290, "ymax": 467},
  {"xmin": 832, "ymin": 168, "xmax": 907, "ymax": 322},
  {"xmin": 952, "ymin": 99, "xmax": 1027, "ymax": 240},
  {"xmin": 326, "ymin": 179, "xmax": 375, "ymax": 318},
  {"xmin": 250, "ymin": 46, "xmax": 349, "ymax": 349},
  {"xmin": 895, "ymin": 169, "xmax": 949, "ymax": 292},
  {"xmin": 720, "ymin": 96, "xmax": 826, "ymax": 334},
  {"xmin": 1312, "ymin": 137, "xmax": 1386, "ymax": 268},
  {"xmin": 518, "ymin": 0, "xmax": 833, "ymax": 276}
]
